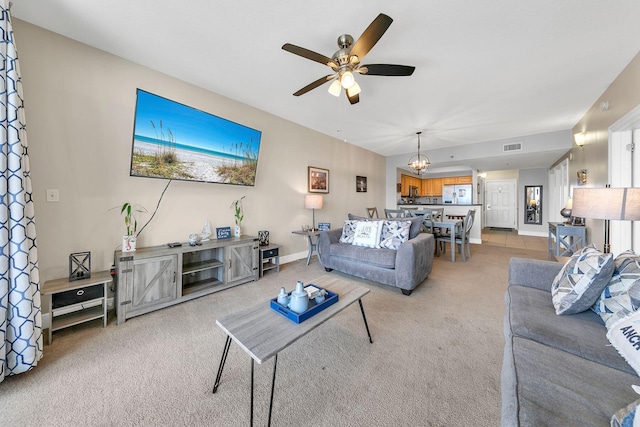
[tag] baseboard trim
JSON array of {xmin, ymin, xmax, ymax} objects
[{"xmin": 518, "ymin": 230, "xmax": 548, "ymax": 238}]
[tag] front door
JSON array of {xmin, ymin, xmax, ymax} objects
[{"xmin": 485, "ymin": 180, "xmax": 517, "ymax": 229}]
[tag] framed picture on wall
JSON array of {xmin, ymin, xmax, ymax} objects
[
  {"xmin": 308, "ymin": 166, "xmax": 329, "ymax": 193},
  {"xmin": 356, "ymin": 176, "xmax": 367, "ymax": 192}
]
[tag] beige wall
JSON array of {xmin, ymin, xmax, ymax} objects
[
  {"xmin": 564, "ymin": 51, "xmax": 640, "ymax": 247},
  {"xmin": 14, "ymin": 19, "xmax": 385, "ymax": 281}
]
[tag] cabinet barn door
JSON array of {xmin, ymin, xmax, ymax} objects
[
  {"xmin": 129, "ymin": 255, "xmax": 177, "ymax": 314},
  {"xmin": 227, "ymin": 241, "xmax": 258, "ymax": 285}
]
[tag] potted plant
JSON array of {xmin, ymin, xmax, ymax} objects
[
  {"xmin": 231, "ymin": 196, "xmax": 245, "ymax": 237},
  {"xmin": 119, "ymin": 202, "xmax": 147, "ymax": 252}
]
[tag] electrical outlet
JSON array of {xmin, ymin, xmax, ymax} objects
[{"xmin": 46, "ymin": 189, "xmax": 59, "ymax": 202}]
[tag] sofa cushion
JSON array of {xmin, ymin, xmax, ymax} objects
[
  {"xmin": 379, "ymin": 220, "xmax": 411, "ymax": 250},
  {"xmin": 505, "ymin": 336, "xmax": 638, "ymax": 427},
  {"xmin": 329, "ymin": 242, "xmax": 396, "ymax": 269},
  {"xmin": 506, "ymin": 284, "xmax": 635, "ymax": 375},
  {"xmin": 352, "ymin": 220, "xmax": 383, "ymax": 248},
  {"xmin": 593, "ymin": 250, "xmax": 640, "ymax": 328},
  {"xmin": 339, "ymin": 220, "xmax": 358, "ymax": 244},
  {"xmin": 551, "ymin": 245, "xmax": 614, "ymax": 315},
  {"xmin": 348, "ymin": 213, "xmax": 423, "ymax": 239}
]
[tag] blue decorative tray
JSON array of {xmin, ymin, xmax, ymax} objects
[{"xmin": 270, "ymin": 285, "xmax": 339, "ymax": 323}]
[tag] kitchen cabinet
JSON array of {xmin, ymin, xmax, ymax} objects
[
  {"xmin": 443, "ymin": 176, "xmax": 472, "ymax": 185},
  {"xmin": 400, "ymin": 174, "xmax": 422, "ymax": 195},
  {"xmin": 115, "ymin": 236, "xmax": 258, "ymax": 324},
  {"xmin": 431, "ymin": 178, "xmax": 443, "ymax": 196}
]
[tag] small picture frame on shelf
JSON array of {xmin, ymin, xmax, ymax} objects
[
  {"xmin": 318, "ymin": 222, "xmax": 331, "ymax": 231},
  {"xmin": 308, "ymin": 166, "xmax": 329, "ymax": 193},
  {"xmin": 216, "ymin": 227, "xmax": 231, "ymax": 239},
  {"xmin": 69, "ymin": 251, "xmax": 91, "ymax": 282},
  {"xmin": 356, "ymin": 176, "xmax": 367, "ymax": 192}
]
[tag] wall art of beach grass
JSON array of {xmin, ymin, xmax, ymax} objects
[{"xmin": 130, "ymin": 89, "xmax": 262, "ymax": 186}]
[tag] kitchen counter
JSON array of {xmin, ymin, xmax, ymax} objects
[{"xmin": 396, "ymin": 204, "xmax": 482, "ymax": 244}]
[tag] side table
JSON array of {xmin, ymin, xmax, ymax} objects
[
  {"xmin": 291, "ymin": 230, "xmax": 320, "ymax": 265},
  {"xmin": 259, "ymin": 244, "xmax": 280, "ymax": 277},
  {"xmin": 42, "ymin": 270, "xmax": 111, "ymax": 345},
  {"xmin": 548, "ymin": 222, "xmax": 587, "ymax": 259}
]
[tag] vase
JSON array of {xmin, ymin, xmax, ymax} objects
[
  {"xmin": 123, "ymin": 235, "xmax": 137, "ymax": 252},
  {"xmin": 234, "ymin": 225, "xmax": 242, "ymax": 237}
]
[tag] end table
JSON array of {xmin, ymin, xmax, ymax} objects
[
  {"xmin": 259, "ymin": 244, "xmax": 280, "ymax": 277},
  {"xmin": 292, "ymin": 230, "xmax": 320, "ymax": 265}
]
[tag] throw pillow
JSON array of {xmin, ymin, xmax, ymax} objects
[
  {"xmin": 606, "ymin": 310, "xmax": 640, "ymax": 376},
  {"xmin": 550, "ymin": 244, "xmax": 615, "ymax": 315},
  {"xmin": 348, "ymin": 213, "xmax": 423, "ymax": 239},
  {"xmin": 593, "ymin": 250, "xmax": 640, "ymax": 328},
  {"xmin": 611, "ymin": 399, "xmax": 640, "ymax": 427},
  {"xmin": 379, "ymin": 220, "xmax": 411, "ymax": 250},
  {"xmin": 339, "ymin": 220, "xmax": 359, "ymax": 244},
  {"xmin": 352, "ymin": 220, "xmax": 383, "ymax": 248}
]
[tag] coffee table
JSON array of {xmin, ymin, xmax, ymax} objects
[{"xmin": 212, "ymin": 276, "xmax": 372, "ymax": 426}]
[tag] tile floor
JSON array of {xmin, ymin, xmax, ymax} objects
[{"xmin": 481, "ymin": 227, "xmax": 548, "ymax": 252}]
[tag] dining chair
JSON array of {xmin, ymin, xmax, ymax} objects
[
  {"xmin": 384, "ymin": 209, "xmax": 407, "ymax": 218},
  {"xmin": 366, "ymin": 207, "xmax": 379, "ymax": 219},
  {"xmin": 435, "ymin": 209, "xmax": 476, "ymax": 261}
]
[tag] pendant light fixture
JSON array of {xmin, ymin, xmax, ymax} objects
[{"xmin": 407, "ymin": 131, "xmax": 430, "ymax": 175}]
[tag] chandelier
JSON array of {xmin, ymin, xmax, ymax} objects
[{"xmin": 407, "ymin": 131, "xmax": 430, "ymax": 175}]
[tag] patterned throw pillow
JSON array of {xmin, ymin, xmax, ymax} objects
[
  {"xmin": 593, "ymin": 250, "xmax": 640, "ymax": 328},
  {"xmin": 339, "ymin": 220, "xmax": 359, "ymax": 243},
  {"xmin": 551, "ymin": 245, "xmax": 615, "ymax": 315},
  {"xmin": 379, "ymin": 220, "xmax": 411, "ymax": 250},
  {"xmin": 352, "ymin": 220, "xmax": 383, "ymax": 248},
  {"xmin": 611, "ymin": 398, "xmax": 640, "ymax": 427}
]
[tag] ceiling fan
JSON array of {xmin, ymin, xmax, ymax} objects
[{"xmin": 282, "ymin": 13, "xmax": 415, "ymax": 105}]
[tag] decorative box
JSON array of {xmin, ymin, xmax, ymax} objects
[{"xmin": 270, "ymin": 286, "xmax": 339, "ymax": 323}]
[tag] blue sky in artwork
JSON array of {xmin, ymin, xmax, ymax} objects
[{"xmin": 133, "ymin": 89, "xmax": 261, "ymax": 154}]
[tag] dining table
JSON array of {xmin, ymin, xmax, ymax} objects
[{"xmin": 429, "ymin": 219, "xmax": 463, "ymax": 262}]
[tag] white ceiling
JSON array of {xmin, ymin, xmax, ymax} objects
[{"xmin": 10, "ymin": 1, "xmax": 640, "ymax": 171}]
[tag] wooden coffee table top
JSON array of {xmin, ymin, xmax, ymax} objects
[{"xmin": 216, "ymin": 276, "xmax": 370, "ymax": 364}]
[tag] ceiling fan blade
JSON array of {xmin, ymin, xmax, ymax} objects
[
  {"xmin": 349, "ymin": 13, "xmax": 393, "ymax": 63},
  {"xmin": 293, "ymin": 75, "xmax": 334, "ymax": 96},
  {"xmin": 282, "ymin": 43, "xmax": 334, "ymax": 67},
  {"xmin": 347, "ymin": 91, "xmax": 360, "ymax": 105},
  {"xmin": 361, "ymin": 64, "xmax": 416, "ymax": 76}
]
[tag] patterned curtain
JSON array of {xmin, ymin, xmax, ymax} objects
[{"xmin": 0, "ymin": 0, "xmax": 42, "ymax": 383}]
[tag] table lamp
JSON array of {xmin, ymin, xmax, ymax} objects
[
  {"xmin": 571, "ymin": 187, "xmax": 640, "ymax": 253},
  {"xmin": 304, "ymin": 195, "xmax": 324, "ymax": 231}
]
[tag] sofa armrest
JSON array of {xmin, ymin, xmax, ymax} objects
[
  {"xmin": 318, "ymin": 228, "xmax": 342, "ymax": 268},
  {"xmin": 508, "ymin": 257, "xmax": 563, "ymax": 293},
  {"xmin": 395, "ymin": 233, "xmax": 435, "ymax": 290}
]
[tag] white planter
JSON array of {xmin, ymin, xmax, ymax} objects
[
  {"xmin": 234, "ymin": 225, "xmax": 242, "ymax": 237},
  {"xmin": 123, "ymin": 235, "xmax": 137, "ymax": 252}
]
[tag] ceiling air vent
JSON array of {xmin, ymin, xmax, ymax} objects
[{"xmin": 503, "ymin": 142, "xmax": 523, "ymax": 152}]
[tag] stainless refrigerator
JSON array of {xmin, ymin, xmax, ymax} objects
[{"xmin": 442, "ymin": 184, "xmax": 472, "ymax": 204}]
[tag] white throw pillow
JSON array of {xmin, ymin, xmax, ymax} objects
[
  {"xmin": 607, "ymin": 310, "xmax": 640, "ymax": 376},
  {"xmin": 352, "ymin": 220, "xmax": 382, "ymax": 248}
]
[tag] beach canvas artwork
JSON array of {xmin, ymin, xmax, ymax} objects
[{"xmin": 130, "ymin": 89, "xmax": 262, "ymax": 186}]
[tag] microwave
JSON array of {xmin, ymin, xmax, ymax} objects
[{"xmin": 408, "ymin": 186, "xmax": 419, "ymax": 197}]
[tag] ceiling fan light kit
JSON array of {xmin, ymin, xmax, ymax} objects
[{"xmin": 282, "ymin": 13, "xmax": 415, "ymax": 105}]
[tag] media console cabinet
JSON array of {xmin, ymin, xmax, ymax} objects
[{"xmin": 114, "ymin": 236, "xmax": 259, "ymax": 324}]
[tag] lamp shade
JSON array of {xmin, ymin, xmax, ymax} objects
[
  {"xmin": 572, "ymin": 188, "xmax": 640, "ymax": 220},
  {"xmin": 304, "ymin": 194, "xmax": 324, "ymax": 210}
]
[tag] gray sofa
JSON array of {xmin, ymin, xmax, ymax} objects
[
  {"xmin": 317, "ymin": 215, "xmax": 435, "ymax": 295},
  {"xmin": 502, "ymin": 258, "xmax": 638, "ymax": 426}
]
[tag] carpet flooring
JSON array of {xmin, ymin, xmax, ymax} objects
[{"xmin": 0, "ymin": 240, "xmax": 549, "ymax": 426}]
